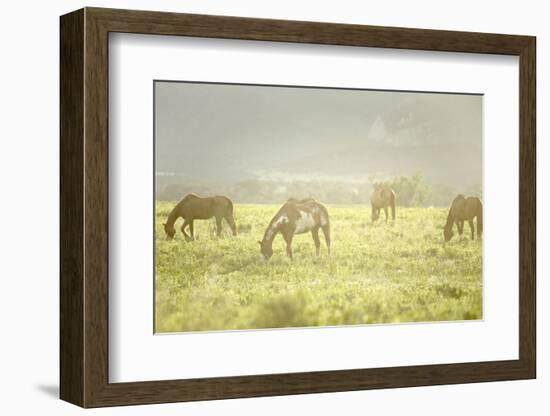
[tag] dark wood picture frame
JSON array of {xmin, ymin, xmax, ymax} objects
[{"xmin": 60, "ymin": 7, "xmax": 536, "ymax": 408}]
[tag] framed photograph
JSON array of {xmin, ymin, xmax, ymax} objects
[{"xmin": 60, "ymin": 7, "xmax": 536, "ymax": 407}]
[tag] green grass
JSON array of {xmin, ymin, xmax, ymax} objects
[{"xmin": 155, "ymin": 202, "xmax": 482, "ymax": 333}]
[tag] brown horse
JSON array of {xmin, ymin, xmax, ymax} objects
[
  {"xmin": 443, "ymin": 194, "xmax": 483, "ymax": 242},
  {"xmin": 370, "ymin": 187, "xmax": 396, "ymax": 222},
  {"xmin": 259, "ymin": 198, "xmax": 330, "ymax": 260},
  {"xmin": 163, "ymin": 193, "xmax": 237, "ymax": 241}
]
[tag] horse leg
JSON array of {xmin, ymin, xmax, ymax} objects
[
  {"xmin": 384, "ymin": 207, "xmax": 389, "ymax": 223},
  {"xmin": 457, "ymin": 220, "xmax": 464, "ymax": 236},
  {"xmin": 311, "ymin": 227, "xmax": 321, "ymax": 257},
  {"xmin": 476, "ymin": 215, "xmax": 482, "ymax": 239},
  {"xmin": 215, "ymin": 216, "xmax": 223, "ymax": 237},
  {"xmin": 225, "ymin": 214, "xmax": 237, "ymax": 236},
  {"xmin": 181, "ymin": 219, "xmax": 193, "ymax": 241},
  {"xmin": 373, "ymin": 207, "xmax": 380, "ymax": 222},
  {"xmin": 188, "ymin": 220, "xmax": 195, "ymax": 240},
  {"xmin": 321, "ymin": 224, "xmax": 331, "ymax": 256},
  {"xmin": 468, "ymin": 219, "xmax": 475, "ymax": 240},
  {"xmin": 282, "ymin": 232, "xmax": 294, "ymax": 260},
  {"xmin": 371, "ymin": 204, "xmax": 376, "ymax": 223}
]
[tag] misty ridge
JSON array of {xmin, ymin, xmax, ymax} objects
[{"xmin": 155, "ymin": 82, "xmax": 482, "ymax": 206}]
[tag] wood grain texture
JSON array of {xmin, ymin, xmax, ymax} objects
[
  {"xmin": 59, "ymin": 7, "xmax": 536, "ymax": 408},
  {"xmin": 89, "ymin": 7, "xmax": 532, "ymax": 54},
  {"xmin": 59, "ymin": 8, "xmax": 84, "ymax": 407},
  {"xmin": 83, "ymin": 10, "xmax": 110, "ymax": 406},
  {"xmin": 518, "ymin": 38, "xmax": 536, "ymax": 375}
]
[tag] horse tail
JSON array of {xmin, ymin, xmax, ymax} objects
[
  {"xmin": 319, "ymin": 204, "xmax": 331, "ymax": 255},
  {"xmin": 224, "ymin": 197, "xmax": 234, "ymax": 215},
  {"xmin": 477, "ymin": 199, "xmax": 483, "ymax": 236},
  {"xmin": 390, "ymin": 191, "xmax": 396, "ymax": 221},
  {"xmin": 223, "ymin": 197, "xmax": 237, "ymax": 236}
]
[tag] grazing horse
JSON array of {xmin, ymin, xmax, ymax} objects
[
  {"xmin": 163, "ymin": 193, "xmax": 237, "ymax": 241},
  {"xmin": 370, "ymin": 187, "xmax": 396, "ymax": 222},
  {"xmin": 443, "ymin": 194, "xmax": 483, "ymax": 242},
  {"xmin": 258, "ymin": 198, "xmax": 331, "ymax": 260}
]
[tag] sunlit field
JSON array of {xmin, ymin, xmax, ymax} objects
[{"xmin": 155, "ymin": 202, "xmax": 482, "ymax": 333}]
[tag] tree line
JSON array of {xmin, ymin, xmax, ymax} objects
[{"xmin": 156, "ymin": 173, "xmax": 481, "ymax": 207}]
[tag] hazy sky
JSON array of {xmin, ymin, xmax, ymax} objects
[{"xmin": 155, "ymin": 81, "xmax": 482, "ymax": 186}]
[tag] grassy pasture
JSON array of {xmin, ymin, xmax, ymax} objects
[{"xmin": 155, "ymin": 202, "xmax": 482, "ymax": 333}]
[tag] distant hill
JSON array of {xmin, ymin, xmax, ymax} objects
[
  {"xmin": 157, "ymin": 141, "xmax": 481, "ymax": 190},
  {"xmin": 279, "ymin": 143, "xmax": 482, "ymax": 188},
  {"xmin": 155, "ymin": 80, "xmax": 482, "ymax": 191}
]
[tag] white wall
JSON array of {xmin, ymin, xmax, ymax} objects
[{"xmin": 0, "ymin": 0, "xmax": 545, "ymax": 414}]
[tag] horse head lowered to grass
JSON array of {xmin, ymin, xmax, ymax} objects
[
  {"xmin": 370, "ymin": 187, "xmax": 396, "ymax": 223},
  {"xmin": 258, "ymin": 198, "xmax": 331, "ymax": 260},
  {"xmin": 163, "ymin": 193, "xmax": 237, "ymax": 241},
  {"xmin": 443, "ymin": 194, "xmax": 483, "ymax": 242}
]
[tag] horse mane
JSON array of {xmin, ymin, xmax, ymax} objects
[
  {"xmin": 264, "ymin": 198, "xmax": 316, "ymax": 229},
  {"xmin": 444, "ymin": 206, "xmax": 454, "ymax": 229},
  {"xmin": 166, "ymin": 193, "xmax": 200, "ymax": 226},
  {"xmin": 179, "ymin": 193, "xmax": 200, "ymax": 203},
  {"xmin": 286, "ymin": 197, "xmax": 316, "ymax": 205}
]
